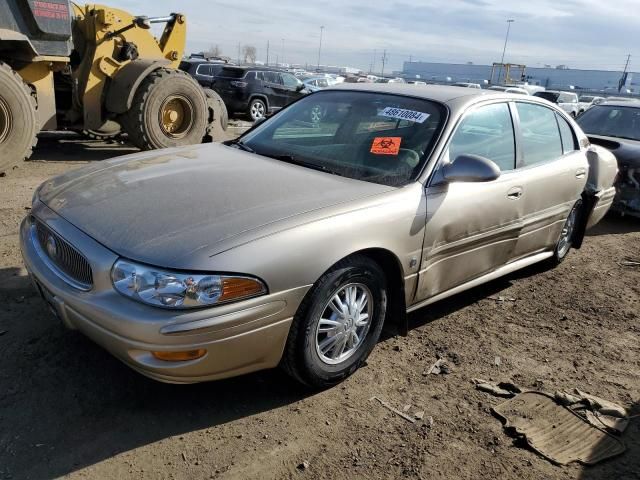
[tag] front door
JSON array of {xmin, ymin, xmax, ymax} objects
[{"xmin": 416, "ymin": 102, "xmax": 524, "ymax": 301}]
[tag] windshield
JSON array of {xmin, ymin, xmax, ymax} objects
[
  {"xmin": 534, "ymin": 92, "xmax": 560, "ymax": 102},
  {"xmin": 577, "ymin": 105, "xmax": 640, "ymax": 141},
  {"xmin": 237, "ymin": 91, "xmax": 446, "ymax": 186}
]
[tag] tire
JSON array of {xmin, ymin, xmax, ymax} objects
[
  {"xmin": 248, "ymin": 98, "xmax": 267, "ymax": 122},
  {"xmin": 81, "ymin": 120, "xmax": 122, "ymax": 141},
  {"xmin": 120, "ymin": 68, "xmax": 208, "ymax": 150},
  {"xmin": 202, "ymin": 88, "xmax": 228, "ymax": 143},
  {"xmin": 0, "ymin": 62, "xmax": 38, "ymax": 175},
  {"xmin": 550, "ymin": 200, "xmax": 582, "ymax": 265},
  {"xmin": 281, "ymin": 255, "xmax": 388, "ymax": 388}
]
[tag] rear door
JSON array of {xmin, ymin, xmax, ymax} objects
[
  {"xmin": 510, "ymin": 102, "xmax": 587, "ymax": 259},
  {"xmin": 417, "ymin": 102, "xmax": 524, "ymax": 301}
]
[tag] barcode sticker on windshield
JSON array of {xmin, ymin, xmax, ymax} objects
[{"xmin": 380, "ymin": 107, "xmax": 430, "ymax": 123}]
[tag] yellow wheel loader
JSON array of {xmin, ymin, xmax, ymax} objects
[{"xmin": 0, "ymin": 1, "xmax": 227, "ymax": 174}]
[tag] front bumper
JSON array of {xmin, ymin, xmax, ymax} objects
[{"xmin": 20, "ymin": 205, "xmax": 309, "ymax": 383}]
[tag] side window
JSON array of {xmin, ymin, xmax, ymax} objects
[
  {"xmin": 282, "ymin": 73, "xmax": 300, "ymax": 88},
  {"xmin": 556, "ymin": 114, "xmax": 578, "ymax": 153},
  {"xmin": 196, "ymin": 64, "xmax": 211, "ymax": 76},
  {"xmin": 516, "ymin": 103, "xmax": 563, "ymax": 167},
  {"xmin": 263, "ymin": 72, "xmax": 278, "ymax": 83},
  {"xmin": 448, "ymin": 103, "xmax": 516, "ymax": 171},
  {"xmin": 318, "ymin": 79, "xmax": 329, "ymax": 88},
  {"xmin": 255, "ymin": 71, "xmax": 264, "ymax": 81}
]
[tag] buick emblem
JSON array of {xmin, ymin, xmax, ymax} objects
[{"xmin": 45, "ymin": 235, "xmax": 58, "ymax": 258}]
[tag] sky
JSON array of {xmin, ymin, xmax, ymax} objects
[{"xmin": 107, "ymin": 0, "xmax": 638, "ymax": 73}]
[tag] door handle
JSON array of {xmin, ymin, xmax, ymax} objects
[
  {"xmin": 575, "ymin": 168, "xmax": 587, "ymax": 179},
  {"xmin": 507, "ymin": 187, "xmax": 523, "ymax": 200}
]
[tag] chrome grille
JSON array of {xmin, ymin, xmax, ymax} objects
[{"xmin": 33, "ymin": 217, "xmax": 93, "ymax": 289}]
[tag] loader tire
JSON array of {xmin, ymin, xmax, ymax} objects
[
  {"xmin": 202, "ymin": 88, "xmax": 228, "ymax": 143},
  {"xmin": 0, "ymin": 62, "xmax": 38, "ymax": 175},
  {"xmin": 120, "ymin": 68, "xmax": 208, "ymax": 150}
]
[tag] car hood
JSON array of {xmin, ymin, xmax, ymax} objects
[
  {"xmin": 38, "ymin": 143, "xmax": 393, "ymax": 268},
  {"xmin": 587, "ymin": 134, "xmax": 640, "ymax": 169}
]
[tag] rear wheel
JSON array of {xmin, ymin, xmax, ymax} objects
[
  {"xmin": 281, "ymin": 255, "xmax": 387, "ymax": 388},
  {"xmin": 120, "ymin": 68, "xmax": 208, "ymax": 150},
  {"xmin": 551, "ymin": 200, "xmax": 582, "ymax": 265},
  {"xmin": 248, "ymin": 98, "xmax": 267, "ymax": 122},
  {"xmin": 0, "ymin": 62, "xmax": 38, "ymax": 175},
  {"xmin": 81, "ymin": 120, "xmax": 122, "ymax": 141},
  {"xmin": 202, "ymin": 88, "xmax": 228, "ymax": 143}
]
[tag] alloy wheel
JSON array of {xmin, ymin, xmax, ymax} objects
[{"xmin": 315, "ymin": 283, "xmax": 372, "ymax": 365}]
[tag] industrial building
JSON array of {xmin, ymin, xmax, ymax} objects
[{"xmin": 402, "ymin": 61, "xmax": 637, "ymax": 92}]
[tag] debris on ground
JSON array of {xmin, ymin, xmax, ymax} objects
[
  {"xmin": 487, "ymin": 296, "xmax": 517, "ymax": 302},
  {"xmin": 618, "ymin": 257, "xmax": 640, "ymax": 268},
  {"xmin": 554, "ymin": 389, "xmax": 629, "ymax": 434},
  {"xmin": 369, "ymin": 396, "xmax": 417, "ymax": 424},
  {"xmin": 0, "ymin": 330, "xmax": 7, "ymax": 336},
  {"xmin": 492, "ymin": 391, "xmax": 626, "ymax": 466},
  {"xmin": 473, "ymin": 379, "xmax": 522, "ymax": 398},
  {"xmin": 297, "ymin": 461, "xmax": 310, "ymax": 471},
  {"xmin": 427, "ymin": 358, "xmax": 450, "ymax": 375}
]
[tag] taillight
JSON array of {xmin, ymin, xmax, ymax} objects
[{"xmin": 230, "ymin": 81, "xmax": 248, "ymax": 88}]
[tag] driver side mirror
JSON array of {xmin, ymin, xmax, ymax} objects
[
  {"xmin": 442, "ymin": 154, "xmax": 501, "ymax": 183},
  {"xmin": 296, "ymin": 84, "xmax": 306, "ymax": 92}
]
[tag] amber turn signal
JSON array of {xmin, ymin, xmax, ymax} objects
[
  {"xmin": 152, "ymin": 349, "xmax": 207, "ymax": 362},
  {"xmin": 219, "ymin": 277, "xmax": 266, "ymax": 302}
]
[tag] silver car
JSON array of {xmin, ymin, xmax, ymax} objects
[{"xmin": 21, "ymin": 85, "xmax": 618, "ymax": 387}]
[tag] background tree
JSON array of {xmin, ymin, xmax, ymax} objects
[
  {"xmin": 242, "ymin": 45, "xmax": 257, "ymax": 64},
  {"xmin": 204, "ymin": 44, "xmax": 222, "ymax": 58}
]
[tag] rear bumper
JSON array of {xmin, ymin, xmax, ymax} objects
[
  {"xmin": 20, "ymin": 210, "xmax": 308, "ymax": 383},
  {"xmin": 587, "ymin": 186, "xmax": 617, "ymax": 229}
]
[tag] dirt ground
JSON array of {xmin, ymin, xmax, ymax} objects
[{"xmin": 0, "ymin": 132, "xmax": 638, "ymax": 480}]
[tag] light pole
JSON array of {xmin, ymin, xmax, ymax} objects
[
  {"xmin": 281, "ymin": 38, "xmax": 285, "ymax": 66},
  {"xmin": 317, "ymin": 26, "xmax": 324, "ymax": 72},
  {"xmin": 498, "ymin": 19, "xmax": 514, "ymax": 84}
]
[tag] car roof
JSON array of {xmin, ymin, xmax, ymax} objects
[
  {"xmin": 328, "ymin": 83, "xmax": 540, "ymax": 105},
  {"xmin": 221, "ymin": 65, "xmax": 288, "ymax": 73},
  {"xmin": 597, "ymin": 99, "xmax": 640, "ymax": 107}
]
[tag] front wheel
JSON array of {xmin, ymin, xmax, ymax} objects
[
  {"xmin": 120, "ymin": 68, "xmax": 208, "ymax": 150},
  {"xmin": 281, "ymin": 255, "xmax": 387, "ymax": 388}
]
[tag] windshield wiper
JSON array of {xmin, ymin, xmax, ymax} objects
[
  {"xmin": 227, "ymin": 139, "xmax": 255, "ymax": 153},
  {"xmin": 263, "ymin": 153, "xmax": 341, "ymax": 176}
]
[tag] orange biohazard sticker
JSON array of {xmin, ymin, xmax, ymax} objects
[{"xmin": 371, "ymin": 137, "xmax": 402, "ymax": 155}]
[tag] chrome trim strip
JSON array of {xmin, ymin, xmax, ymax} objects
[{"xmin": 30, "ymin": 224, "xmax": 92, "ymax": 291}]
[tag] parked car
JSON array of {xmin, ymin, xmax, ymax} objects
[
  {"xmin": 179, "ymin": 59, "xmax": 231, "ymax": 88},
  {"xmin": 534, "ymin": 90, "xmax": 580, "ymax": 117},
  {"xmin": 211, "ymin": 66, "xmax": 307, "ymax": 121},
  {"xmin": 487, "ymin": 85, "xmax": 529, "ymax": 95},
  {"xmin": 302, "ymin": 77, "xmax": 331, "ymax": 92},
  {"xmin": 577, "ymin": 100, "xmax": 640, "ymax": 216},
  {"xmin": 22, "ymin": 85, "xmax": 617, "ymax": 388},
  {"xmin": 453, "ymin": 82, "xmax": 481, "ymax": 89},
  {"xmin": 577, "ymin": 95, "xmax": 605, "ymax": 115}
]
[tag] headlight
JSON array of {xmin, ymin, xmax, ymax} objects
[{"xmin": 111, "ymin": 259, "xmax": 267, "ymax": 309}]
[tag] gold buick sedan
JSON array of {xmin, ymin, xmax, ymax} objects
[{"xmin": 21, "ymin": 84, "xmax": 617, "ymax": 387}]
